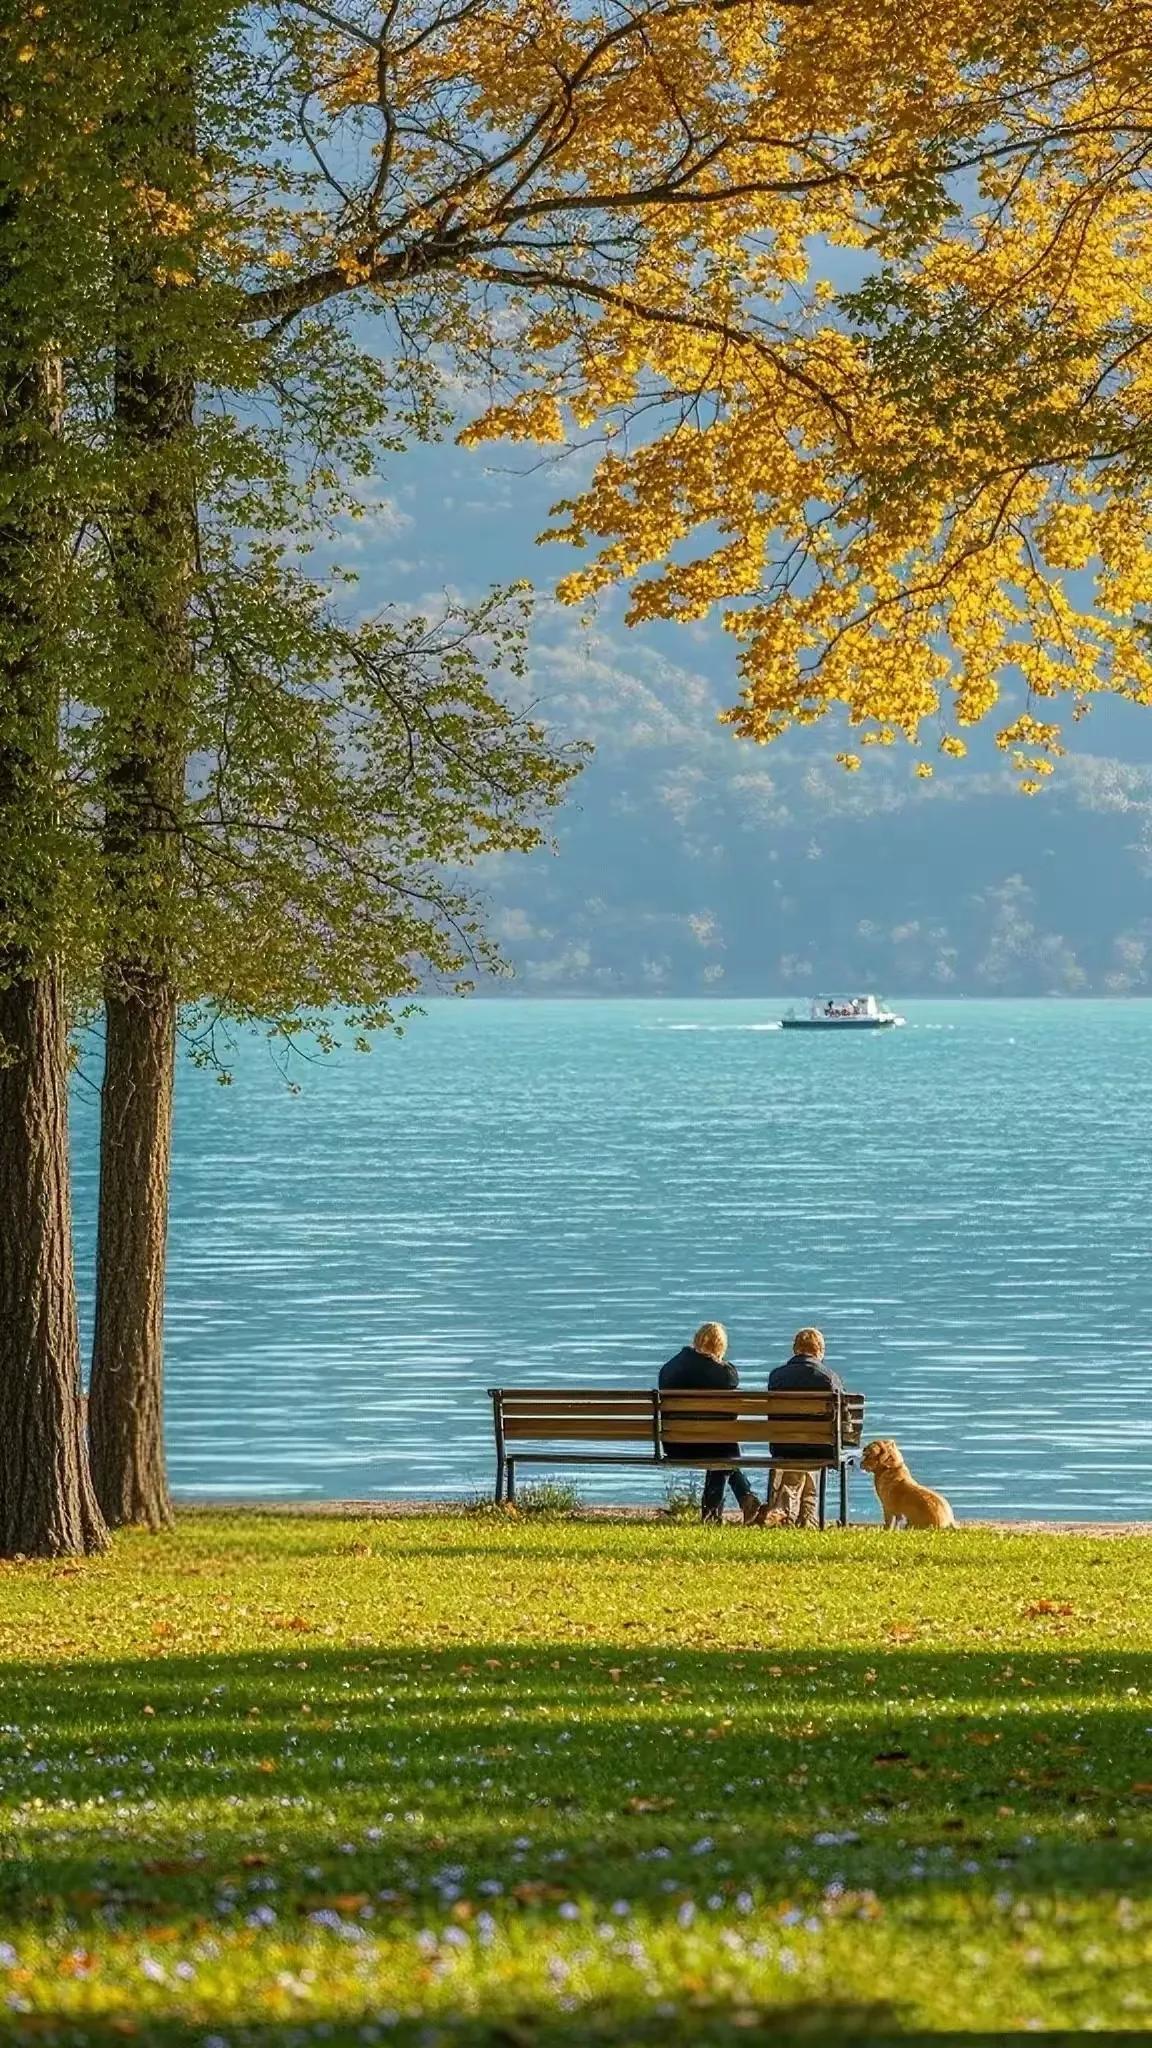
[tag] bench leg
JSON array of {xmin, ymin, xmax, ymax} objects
[
  {"xmin": 506, "ymin": 1460, "xmax": 516, "ymax": 1505},
  {"xmin": 839, "ymin": 1461, "xmax": 849, "ymax": 1529},
  {"xmin": 494, "ymin": 1456, "xmax": 506, "ymax": 1504},
  {"xmin": 818, "ymin": 1468, "xmax": 827, "ymax": 1531}
]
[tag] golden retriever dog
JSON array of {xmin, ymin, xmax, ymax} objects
[{"xmin": 861, "ymin": 1439, "xmax": 955, "ymax": 1529}]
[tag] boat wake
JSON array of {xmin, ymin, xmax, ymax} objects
[{"xmin": 656, "ymin": 1022, "xmax": 783, "ymax": 1032}]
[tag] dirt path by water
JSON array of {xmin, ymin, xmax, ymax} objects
[{"xmin": 181, "ymin": 1499, "xmax": 1150, "ymax": 1535}]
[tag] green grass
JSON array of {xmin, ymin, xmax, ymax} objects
[{"xmin": 1, "ymin": 1513, "xmax": 1151, "ymax": 2043}]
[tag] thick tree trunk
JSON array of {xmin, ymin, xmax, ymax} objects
[
  {"xmin": 88, "ymin": 974, "xmax": 176, "ymax": 1528},
  {"xmin": 0, "ymin": 972, "xmax": 107, "ymax": 1557},
  {"xmin": 0, "ymin": 181, "xmax": 107, "ymax": 1555},
  {"xmin": 87, "ymin": 75, "xmax": 197, "ymax": 1528}
]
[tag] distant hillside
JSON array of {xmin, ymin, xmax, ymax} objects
[{"xmin": 480, "ymin": 634, "xmax": 1152, "ymax": 996}]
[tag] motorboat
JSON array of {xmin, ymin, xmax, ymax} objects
[{"xmin": 780, "ymin": 993, "xmax": 905, "ymax": 1030}]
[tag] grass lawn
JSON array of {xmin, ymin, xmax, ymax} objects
[{"xmin": 2, "ymin": 1512, "xmax": 1151, "ymax": 2044}]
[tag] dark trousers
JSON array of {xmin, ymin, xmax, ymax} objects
[{"xmin": 701, "ymin": 1466, "xmax": 753, "ymax": 1522}]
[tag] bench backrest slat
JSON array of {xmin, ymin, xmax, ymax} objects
[
  {"xmin": 661, "ymin": 1418, "xmax": 838, "ymax": 1445},
  {"xmin": 503, "ymin": 1418, "xmax": 657, "ymax": 1441},
  {"xmin": 658, "ymin": 1391, "xmax": 834, "ymax": 1409},
  {"xmin": 493, "ymin": 1389, "xmax": 659, "ymax": 1449},
  {"xmin": 490, "ymin": 1386, "xmax": 861, "ymax": 1454},
  {"xmin": 497, "ymin": 1389, "xmax": 656, "ymax": 1404}
]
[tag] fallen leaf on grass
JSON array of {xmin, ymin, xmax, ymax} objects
[{"xmin": 58, "ymin": 1951, "xmax": 98, "ymax": 1977}]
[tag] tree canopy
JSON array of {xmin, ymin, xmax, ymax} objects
[
  {"xmin": 238, "ymin": 0, "xmax": 1152, "ymax": 787},
  {"xmin": 3, "ymin": 0, "xmax": 583, "ymax": 1038}
]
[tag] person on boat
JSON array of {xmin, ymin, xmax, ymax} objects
[
  {"xmin": 659, "ymin": 1322, "xmax": 761, "ymax": 1525},
  {"xmin": 757, "ymin": 1326, "xmax": 843, "ymax": 1529}
]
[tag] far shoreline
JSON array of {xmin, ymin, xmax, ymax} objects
[{"xmin": 444, "ymin": 989, "xmax": 1152, "ymax": 1001}]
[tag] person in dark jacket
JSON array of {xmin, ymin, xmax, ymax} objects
[
  {"xmin": 659, "ymin": 1322, "xmax": 761, "ymax": 1524},
  {"xmin": 760, "ymin": 1326, "xmax": 844, "ymax": 1528}
]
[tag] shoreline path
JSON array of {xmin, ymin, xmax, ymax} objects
[{"xmin": 179, "ymin": 1499, "xmax": 1151, "ymax": 1535}]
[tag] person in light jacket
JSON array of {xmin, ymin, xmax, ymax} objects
[{"xmin": 758, "ymin": 1326, "xmax": 843, "ymax": 1528}]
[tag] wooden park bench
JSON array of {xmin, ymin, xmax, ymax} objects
[{"xmin": 487, "ymin": 1386, "xmax": 866, "ymax": 1528}]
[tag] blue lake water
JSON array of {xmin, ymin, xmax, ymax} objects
[{"xmin": 70, "ymin": 999, "xmax": 1152, "ymax": 1521}]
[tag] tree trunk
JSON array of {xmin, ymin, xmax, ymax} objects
[
  {"xmin": 0, "ymin": 972, "xmax": 107, "ymax": 1557},
  {"xmin": 88, "ymin": 974, "xmax": 176, "ymax": 1528},
  {"xmin": 87, "ymin": 71, "xmax": 197, "ymax": 1528},
  {"xmin": 0, "ymin": 178, "xmax": 107, "ymax": 1555}
]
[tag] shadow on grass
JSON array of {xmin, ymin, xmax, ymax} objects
[
  {"xmin": 12, "ymin": 2011, "xmax": 1152, "ymax": 2047},
  {"xmin": 3, "ymin": 1643, "xmax": 1150, "ymax": 1950}
]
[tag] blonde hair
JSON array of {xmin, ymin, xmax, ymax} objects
[
  {"xmin": 793, "ymin": 1326, "xmax": 825, "ymax": 1360},
  {"xmin": 693, "ymin": 1321, "xmax": 728, "ymax": 1361}
]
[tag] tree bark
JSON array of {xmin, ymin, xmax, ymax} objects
[
  {"xmin": 88, "ymin": 974, "xmax": 176, "ymax": 1529},
  {"xmin": 0, "ymin": 978, "xmax": 107, "ymax": 1558},
  {"xmin": 87, "ymin": 72, "xmax": 197, "ymax": 1529},
  {"xmin": 0, "ymin": 186, "xmax": 107, "ymax": 1553}
]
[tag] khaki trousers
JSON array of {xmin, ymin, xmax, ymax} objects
[{"xmin": 769, "ymin": 1467, "xmax": 819, "ymax": 1528}]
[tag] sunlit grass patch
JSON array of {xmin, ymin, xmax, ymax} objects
[{"xmin": 1, "ymin": 1515, "xmax": 1149, "ymax": 2042}]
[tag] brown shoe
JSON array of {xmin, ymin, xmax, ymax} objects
[
  {"xmin": 741, "ymin": 1493, "xmax": 762, "ymax": 1525},
  {"xmin": 754, "ymin": 1504, "xmax": 789, "ymax": 1528}
]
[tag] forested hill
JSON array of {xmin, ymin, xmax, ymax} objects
[{"xmin": 481, "ymin": 638, "xmax": 1152, "ymax": 997}]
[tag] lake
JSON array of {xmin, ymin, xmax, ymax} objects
[{"xmin": 71, "ymin": 998, "xmax": 1152, "ymax": 1521}]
